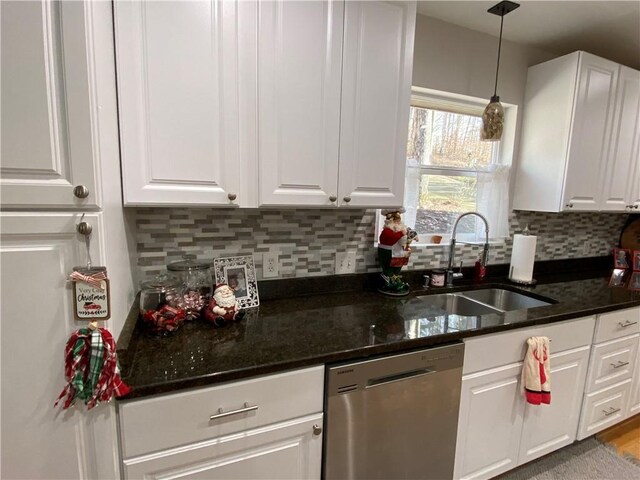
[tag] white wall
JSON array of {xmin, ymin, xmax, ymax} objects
[
  {"xmin": 412, "ymin": 14, "xmax": 557, "ymax": 202},
  {"xmin": 413, "ymin": 14, "xmax": 555, "ymax": 107}
]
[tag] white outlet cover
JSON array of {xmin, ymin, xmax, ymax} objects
[
  {"xmin": 335, "ymin": 251, "xmax": 357, "ymax": 274},
  {"xmin": 262, "ymin": 252, "xmax": 279, "ymax": 278}
]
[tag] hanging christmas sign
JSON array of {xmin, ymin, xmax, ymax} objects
[{"xmin": 69, "ymin": 266, "xmax": 111, "ymax": 321}]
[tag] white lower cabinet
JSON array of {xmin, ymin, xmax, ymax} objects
[
  {"xmin": 454, "ymin": 316, "xmax": 595, "ymax": 480},
  {"xmin": 518, "ymin": 346, "xmax": 590, "ymax": 464},
  {"xmin": 123, "ymin": 414, "xmax": 323, "ymax": 480},
  {"xmin": 576, "ymin": 309, "xmax": 640, "ymax": 438},
  {"xmin": 454, "ymin": 363, "xmax": 525, "ymax": 480},
  {"xmin": 118, "ymin": 366, "xmax": 324, "ymax": 480},
  {"xmin": 628, "ymin": 336, "xmax": 640, "ymax": 418}
]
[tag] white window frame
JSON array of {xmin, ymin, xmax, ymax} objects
[{"xmin": 376, "ymin": 87, "xmax": 517, "ymax": 247}]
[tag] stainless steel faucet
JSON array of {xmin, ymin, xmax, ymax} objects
[{"xmin": 446, "ymin": 212, "xmax": 490, "ymax": 286}]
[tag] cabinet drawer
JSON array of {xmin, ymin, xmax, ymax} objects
[
  {"xmin": 123, "ymin": 414, "xmax": 323, "ymax": 480},
  {"xmin": 594, "ymin": 307, "xmax": 640, "ymax": 343},
  {"xmin": 463, "ymin": 316, "xmax": 595, "ymax": 374},
  {"xmin": 577, "ymin": 379, "xmax": 631, "ymax": 440},
  {"xmin": 119, "ymin": 366, "xmax": 324, "ymax": 458},
  {"xmin": 585, "ymin": 334, "xmax": 639, "ymax": 393}
]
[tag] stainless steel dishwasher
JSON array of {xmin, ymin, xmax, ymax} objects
[{"xmin": 324, "ymin": 343, "xmax": 464, "ymax": 480}]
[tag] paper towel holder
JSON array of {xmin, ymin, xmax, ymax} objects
[{"xmin": 508, "ymin": 224, "xmax": 537, "ymax": 285}]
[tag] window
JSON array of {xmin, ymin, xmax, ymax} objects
[{"xmin": 382, "ymin": 88, "xmax": 514, "ymax": 245}]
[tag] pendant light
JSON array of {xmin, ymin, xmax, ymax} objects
[{"xmin": 481, "ymin": 1, "xmax": 520, "ymax": 142}]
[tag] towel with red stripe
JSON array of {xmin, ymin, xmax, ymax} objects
[{"xmin": 522, "ymin": 336, "xmax": 551, "ymax": 405}]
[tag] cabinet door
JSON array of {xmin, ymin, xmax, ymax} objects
[
  {"xmin": 114, "ymin": 0, "xmax": 247, "ymax": 206},
  {"xmin": 123, "ymin": 414, "xmax": 323, "ymax": 480},
  {"xmin": 0, "ymin": 213, "xmax": 113, "ymax": 479},
  {"xmin": 518, "ymin": 346, "xmax": 590, "ymax": 465},
  {"xmin": 1, "ymin": 1, "xmax": 100, "ymax": 209},
  {"xmin": 258, "ymin": 1, "xmax": 343, "ymax": 207},
  {"xmin": 562, "ymin": 53, "xmax": 619, "ymax": 211},
  {"xmin": 454, "ymin": 363, "xmax": 525, "ymax": 480},
  {"xmin": 600, "ymin": 66, "xmax": 640, "ymax": 211},
  {"xmin": 338, "ymin": 1, "xmax": 416, "ymax": 208}
]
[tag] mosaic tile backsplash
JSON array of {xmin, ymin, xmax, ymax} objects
[{"xmin": 134, "ymin": 208, "xmax": 628, "ymax": 282}]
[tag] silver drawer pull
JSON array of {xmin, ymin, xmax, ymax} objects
[
  {"xmin": 618, "ymin": 320, "xmax": 638, "ymax": 328},
  {"xmin": 209, "ymin": 402, "xmax": 258, "ymax": 421},
  {"xmin": 602, "ymin": 407, "xmax": 621, "ymax": 417},
  {"xmin": 610, "ymin": 361, "xmax": 630, "ymax": 369}
]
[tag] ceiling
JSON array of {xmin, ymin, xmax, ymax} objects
[{"xmin": 416, "ymin": 1, "xmax": 640, "ymax": 69}]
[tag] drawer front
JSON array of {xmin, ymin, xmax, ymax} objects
[
  {"xmin": 577, "ymin": 379, "xmax": 631, "ymax": 440},
  {"xmin": 463, "ymin": 316, "xmax": 595, "ymax": 374},
  {"xmin": 123, "ymin": 413, "xmax": 323, "ymax": 480},
  {"xmin": 594, "ymin": 307, "xmax": 640, "ymax": 343},
  {"xmin": 119, "ymin": 366, "xmax": 324, "ymax": 459},
  {"xmin": 585, "ymin": 334, "xmax": 639, "ymax": 393}
]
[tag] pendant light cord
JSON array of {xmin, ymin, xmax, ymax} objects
[{"xmin": 494, "ymin": 12, "xmax": 504, "ymax": 98}]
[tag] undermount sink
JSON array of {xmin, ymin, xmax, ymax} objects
[
  {"xmin": 419, "ymin": 288, "xmax": 553, "ymax": 316},
  {"xmin": 463, "ymin": 288, "xmax": 552, "ymax": 311},
  {"xmin": 419, "ymin": 293, "xmax": 502, "ymax": 316}
]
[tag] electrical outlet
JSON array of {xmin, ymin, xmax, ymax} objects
[
  {"xmin": 335, "ymin": 251, "xmax": 357, "ymax": 274},
  {"xmin": 263, "ymin": 252, "xmax": 279, "ymax": 278}
]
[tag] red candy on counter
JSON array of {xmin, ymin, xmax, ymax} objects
[{"xmin": 142, "ymin": 305, "xmax": 186, "ymax": 334}]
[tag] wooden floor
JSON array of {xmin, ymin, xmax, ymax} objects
[{"xmin": 597, "ymin": 414, "xmax": 640, "ymax": 460}]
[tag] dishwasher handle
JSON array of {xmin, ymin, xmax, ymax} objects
[{"xmin": 366, "ymin": 368, "xmax": 435, "ymax": 388}]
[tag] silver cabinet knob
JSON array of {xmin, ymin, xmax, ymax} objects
[
  {"xmin": 329, "ymin": 195, "xmax": 337, "ymax": 202},
  {"xmin": 228, "ymin": 193, "xmax": 237, "ymax": 201},
  {"xmin": 343, "ymin": 196, "xmax": 351, "ymax": 203},
  {"xmin": 634, "ymin": 205, "xmax": 639, "ymax": 209},
  {"xmin": 73, "ymin": 185, "xmax": 90, "ymax": 199},
  {"xmin": 76, "ymin": 222, "xmax": 92, "ymax": 236},
  {"xmin": 312, "ymin": 424, "xmax": 322, "ymax": 436},
  {"xmin": 565, "ymin": 203, "xmax": 573, "ymax": 208}
]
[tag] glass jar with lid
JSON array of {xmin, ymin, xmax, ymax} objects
[
  {"xmin": 140, "ymin": 275, "xmax": 186, "ymax": 335},
  {"xmin": 167, "ymin": 256, "xmax": 213, "ymax": 320}
]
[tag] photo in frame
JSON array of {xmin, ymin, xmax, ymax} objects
[
  {"xmin": 614, "ymin": 247, "xmax": 631, "ymax": 269},
  {"xmin": 213, "ymin": 255, "xmax": 259, "ymax": 308},
  {"xmin": 630, "ymin": 272, "xmax": 640, "ymax": 291},
  {"xmin": 633, "ymin": 250, "xmax": 640, "ymax": 271}
]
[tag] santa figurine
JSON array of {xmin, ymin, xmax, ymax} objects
[
  {"xmin": 205, "ymin": 283, "xmax": 245, "ymax": 327},
  {"xmin": 377, "ymin": 208, "xmax": 418, "ymax": 296}
]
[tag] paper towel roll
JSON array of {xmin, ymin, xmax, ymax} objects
[{"xmin": 509, "ymin": 234, "xmax": 537, "ymax": 282}]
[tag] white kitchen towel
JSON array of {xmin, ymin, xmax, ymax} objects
[{"xmin": 522, "ymin": 336, "xmax": 551, "ymax": 405}]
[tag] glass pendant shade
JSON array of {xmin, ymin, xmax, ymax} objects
[{"xmin": 481, "ymin": 95, "xmax": 504, "ymax": 142}]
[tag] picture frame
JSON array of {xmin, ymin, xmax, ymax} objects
[
  {"xmin": 630, "ymin": 272, "xmax": 640, "ymax": 291},
  {"xmin": 633, "ymin": 250, "xmax": 640, "ymax": 271},
  {"xmin": 213, "ymin": 255, "xmax": 259, "ymax": 309},
  {"xmin": 609, "ymin": 268, "xmax": 628, "ymax": 288},
  {"xmin": 614, "ymin": 247, "xmax": 631, "ymax": 269}
]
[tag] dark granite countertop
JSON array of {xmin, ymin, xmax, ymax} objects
[{"xmin": 118, "ymin": 267, "xmax": 640, "ymax": 400}]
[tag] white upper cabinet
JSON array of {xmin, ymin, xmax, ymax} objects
[
  {"xmin": 601, "ymin": 66, "xmax": 640, "ymax": 212},
  {"xmin": 1, "ymin": 1, "xmax": 100, "ymax": 209},
  {"xmin": 338, "ymin": 1, "xmax": 415, "ymax": 208},
  {"xmin": 114, "ymin": 0, "xmax": 253, "ymax": 207},
  {"xmin": 513, "ymin": 51, "xmax": 638, "ymax": 213},
  {"xmin": 258, "ymin": 0, "xmax": 343, "ymax": 207},
  {"xmin": 259, "ymin": 0, "xmax": 416, "ymax": 208},
  {"xmin": 114, "ymin": 0, "xmax": 416, "ymax": 208}
]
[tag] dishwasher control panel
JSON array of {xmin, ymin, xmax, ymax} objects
[{"xmin": 327, "ymin": 342, "xmax": 464, "ymax": 397}]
